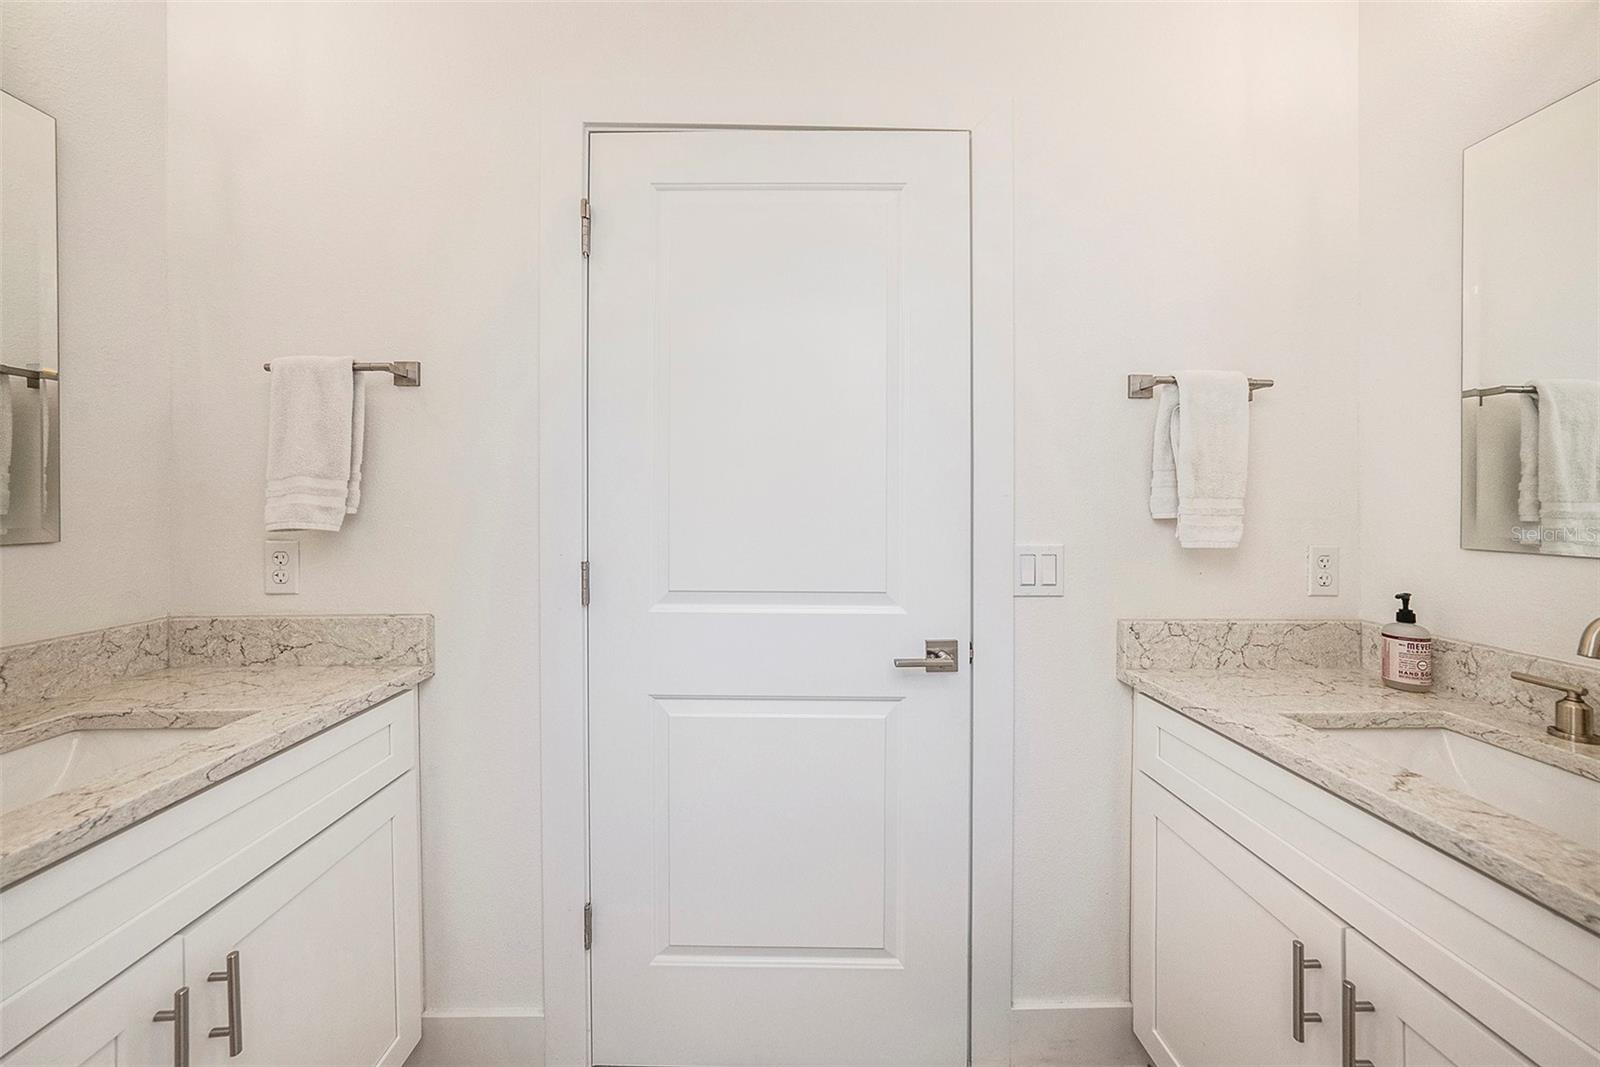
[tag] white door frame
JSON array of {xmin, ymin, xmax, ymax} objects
[{"xmin": 538, "ymin": 84, "xmax": 1014, "ymax": 1067}]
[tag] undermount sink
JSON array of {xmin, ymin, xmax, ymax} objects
[
  {"xmin": 0, "ymin": 729, "xmax": 214, "ymax": 815},
  {"xmin": 1317, "ymin": 727, "xmax": 1600, "ymax": 851}
]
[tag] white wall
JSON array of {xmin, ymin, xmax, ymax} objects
[
  {"xmin": 0, "ymin": 1, "xmax": 171, "ymax": 645},
  {"xmin": 164, "ymin": 0, "xmax": 1362, "ymax": 1030},
  {"xmin": 1357, "ymin": 1, "xmax": 1600, "ymax": 664},
  {"xmin": 165, "ymin": 1, "xmax": 544, "ymax": 1017}
]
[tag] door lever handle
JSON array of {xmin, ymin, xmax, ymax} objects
[{"xmin": 894, "ymin": 640, "xmax": 959, "ymax": 673}]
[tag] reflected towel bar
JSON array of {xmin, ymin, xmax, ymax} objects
[
  {"xmin": 1461, "ymin": 384, "xmax": 1536, "ymax": 406},
  {"xmin": 0, "ymin": 364, "xmax": 59, "ymax": 390},
  {"xmin": 263, "ymin": 360, "xmax": 421, "ymax": 387},
  {"xmin": 1127, "ymin": 373, "xmax": 1274, "ymax": 401}
]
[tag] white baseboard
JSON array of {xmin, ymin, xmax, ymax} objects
[
  {"xmin": 1010, "ymin": 1000, "xmax": 1149, "ymax": 1067},
  {"xmin": 404, "ymin": 1012, "xmax": 545, "ymax": 1067},
  {"xmin": 402, "ymin": 1003, "xmax": 1141, "ymax": 1067}
]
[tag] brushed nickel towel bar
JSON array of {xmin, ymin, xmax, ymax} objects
[
  {"xmin": 1461, "ymin": 384, "xmax": 1536, "ymax": 405},
  {"xmin": 1127, "ymin": 373, "xmax": 1274, "ymax": 401},
  {"xmin": 262, "ymin": 360, "xmax": 421, "ymax": 387},
  {"xmin": 0, "ymin": 364, "xmax": 58, "ymax": 389}
]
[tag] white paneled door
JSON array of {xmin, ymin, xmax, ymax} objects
[{"xmin": 587, "ymin": 128, "xmax": 973, "ymax": 1067}]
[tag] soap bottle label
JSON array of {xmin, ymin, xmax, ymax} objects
[{"xmin": 1381, "ymin": 635, "xmax": 1433, "ymax": 685}]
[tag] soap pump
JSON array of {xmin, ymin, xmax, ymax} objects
[{"xmin": 1380, "ymin": 593, "xmax": 1433, "ymax": 692}]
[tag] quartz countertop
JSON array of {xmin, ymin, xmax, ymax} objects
[
  {"xmin": 1119, "ymin": 662, "xmax": 1600, "ymax": 933},
  {"xmin": 1, "ymin": 653, "xmax": 430, "ymax": 889}
]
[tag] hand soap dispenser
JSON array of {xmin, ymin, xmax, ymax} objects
[{"xmin": 1380, "ymin": 593, "xmax": 1433, "ymax": 692}]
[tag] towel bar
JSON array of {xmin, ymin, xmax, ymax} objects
[
  {"xmin": 1128, "ymin": 373, "xmax": 1274, "ymax": 401},
  {"xmin": 1461, "ymin": 384, "xmax": 1535, "ymax": 406},
  {"xmin": 0, "ymin": 364, "xmax": 58, "ymax": 390},
  {"xmin": 263, "ymin": 361, "xmax": 421, "ymax": 387}
]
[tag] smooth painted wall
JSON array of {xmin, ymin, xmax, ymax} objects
[
  {"xmin": 0, "ymin": 1, "xmax": 171, "ymax": 645},
  {"xmin": 1357, "ymin": 1, "xmax": 1600, "ymax": 664},
  {"xmin": 164, "ymin": 0, "xmax": 1361, "ymax": 1027}
]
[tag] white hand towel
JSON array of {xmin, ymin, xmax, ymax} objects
[
  {"xmin": 0, "ymin": 376, "xmax": 13, "ymax": 519},
  {"xmin": 1149, "ymin": 383, "xmax": 1179, "ymax": 518},
  {"xmin": 1531, "ymin": 377, "xmax": 1600, "ymax": 556},
  {"xmin": 1173, "ymin": 371, "xmax": 1250, "ymax": 549},
  {"xmin": 264, "ymin": 357, "xmax": 365, "ymax": 532},
  {"xmin": 1516, "ymin": 392, "xmax": 1540, "ymax": 524}
]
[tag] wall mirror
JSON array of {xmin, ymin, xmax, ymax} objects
[
  {"xmin": 1461, "ymin": 80, "xmax": 1599, "ymax": 558},
  {"xmin": 1, "ymin": 90, "xmax": 60, "ymax": 546}
]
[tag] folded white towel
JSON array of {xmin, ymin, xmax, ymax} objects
[
  {"xmin": 1149, "ymin": 383, "xmax": 1179, "ymax": 519},
  {"xmin": 0, "ymin": 376, "xmax": 13, "ymax": 519},
  {"xmin": 1171, "ymin": 371, "xmax": 1250, "ymax": 549},
  {"xmin": 1516, "ymin": 392, "xmax": 1540, "ymax": 524},
  {"xmin": 1531, "ymin": 377, "xmax": 1600, "ymax": 556},
  {"xmin": 264, "ymin": 357, "xmax": 366, "ymax": 532}
]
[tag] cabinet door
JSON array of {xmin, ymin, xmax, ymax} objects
[
  {"xmin": 183, "ymin": 776, "xmax": 421, "ymax": 1067},
  {"xmin": 1344, "ymin": 932, "xmax": 1535, "ymax": 1067},
  {"xmin": 1133, "ymin": 777, "xmax": 1345, "ymax": 1067},
  {"xmin": 1, "ymin": 939, "xmax": 185, "ymax": 1067}
]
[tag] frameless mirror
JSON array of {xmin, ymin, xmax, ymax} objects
[
  {"xmin": 1461, "ymin": 81, "xmax": 1599, "ymax": 558},
  {"xmin": 1, "ymin": 90, "xmax": 60, "ymax": 545}
]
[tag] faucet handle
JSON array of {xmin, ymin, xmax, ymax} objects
[{"xmin": 1511, "ymin": 671, "xmax": 1589, "ymax": 700}]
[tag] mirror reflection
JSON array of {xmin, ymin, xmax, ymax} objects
[
  {"xmin": 1, "ymin": 90, "xmax": 60, "ymax": 546},
  {"xmin": 1461, "ymin": 80, "xmax": 1600, "ymax": 558}
]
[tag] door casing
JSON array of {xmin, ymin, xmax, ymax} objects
[{"xmin": 537, "ymin": 88, "xmax": 1014, "ymax": 1067}]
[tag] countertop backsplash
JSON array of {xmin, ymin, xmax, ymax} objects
[{"xmin": 0, "ymin": 614, "xmax": 433, "ymax": 712}]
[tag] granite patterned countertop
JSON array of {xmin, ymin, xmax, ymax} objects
[
  {"xmin": 1117, "ymin": 620, "xmax": 1600, "ymax": 934},
  {"xmin": 0, "ymin": 615, "xmax": 432, "ymax": 888}
]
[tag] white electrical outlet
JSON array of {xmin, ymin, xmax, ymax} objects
[
  {"xmin": 1307, "ymin": 545, "xmax": 1338, "ymax": 597},
  {"xmin": 264, "ymin": 539, "xmax": 300, "ymax": 595},
  {"xmin": 1016, "ymin": 544, "xmax": 1065, "ymax": 597}
]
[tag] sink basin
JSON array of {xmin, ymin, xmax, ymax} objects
[
  {"xmin": 1318, "ymin": 727, "xmax": 1600, "ymax": 850},
  {"xmin": 0, "ymin": 729, "xmax": 214, "ymax": 815}
]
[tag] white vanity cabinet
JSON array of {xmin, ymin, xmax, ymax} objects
[
  {"xmin": 0, "ymin": 690, "xmax": 423, "ymax": 1067},
  {"xmin": 0, "ymin": 941, "xmax": 186, "ymax": 1066},
  {"xmin": 1132, "ymin": 694, "xmax": 1600, "ymax": 1067},
  {"xmin": 1134, "ymin": 778, "xmax": 1344, "ymax": 1067},
  {"xmin": 182, "ymin": 777, "xmax": 418, "ymax": 1066},
  {"xmin": 1344, "ymin": 932, "xmax": 1534, "ymax": 1067}
]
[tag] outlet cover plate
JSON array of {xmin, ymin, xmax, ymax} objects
[
  {"xmin": 264, "ymin": 538, "xmax": 300, "ymax": 595},
  {"xmin": 1307, "ymin": 544, "xmax": 1338, "ymax": 597}
]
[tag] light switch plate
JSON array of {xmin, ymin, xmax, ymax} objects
[{"xmin": 1016, "ymin": 544, "xmax": 1065, "ymax": 597}]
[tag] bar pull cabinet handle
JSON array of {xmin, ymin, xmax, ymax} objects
[
  {"xmin": 1292, "ymin": 940, "xmax": 1323, "ymax": 1042},
  {"xmin": 151, "ymin": 986, "xmax": 191, "ymax": 1067},
  {"xmin": 1342, "ymin": 979, "xmax": 1375, "ymax": 1067},
  {"xmin": 207, "ymin": 950, "xmax": 244, "ymax": 1056}
]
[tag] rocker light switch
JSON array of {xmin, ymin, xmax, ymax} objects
[{"xmin": 1016, "ymin": 544, "xmax": 1065, "ymax": 597}]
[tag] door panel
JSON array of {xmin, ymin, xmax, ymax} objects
[
  {"xmin": 588, "ymin": 128, "xmax": 972, "ymax": 1067},
  {"xmin": 1133, "ymin": 778, "xmax": 1345, "ymax": 1067},
  {"xmin": 1344, "ymin": 932, "xmax": 1536, "ymax": 1067},
  {"xmin": 1, "ymin": 939, "xmax": 183, "ymax": 1067}
]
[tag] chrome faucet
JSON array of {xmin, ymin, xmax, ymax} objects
[{"xmin": 1580, "ymin": 617, "xmax": 1600, "ymax": 660}]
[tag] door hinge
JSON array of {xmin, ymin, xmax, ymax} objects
[
  {"xmin": 580, "ymin": 560, "xmax": 590, "ymax": 606},
  {"xmin": 583, "ymin": 902, "xmax": 593, "ymax": 950},
  {"xmin": 969, "ymin": 641, "xmax": 975, "ymax": 664},
  {"xmin": 580, "ymin": 198, "xmax": 591, "ymax": 258}
]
